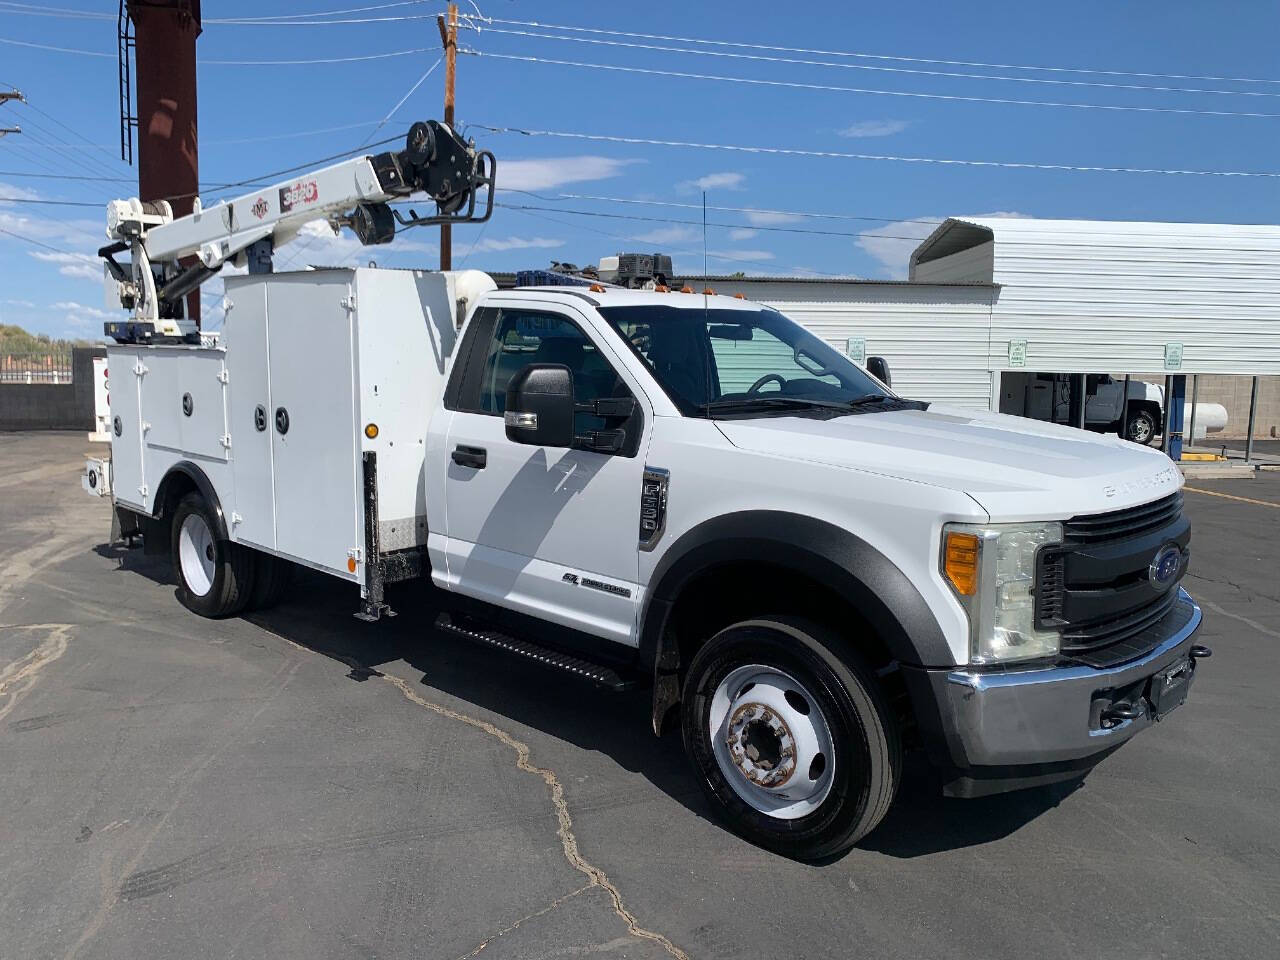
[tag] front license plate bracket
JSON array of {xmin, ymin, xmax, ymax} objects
[{"xmin": 1147, "ymin": 656, "xmax": 1194, "ymax": 720}]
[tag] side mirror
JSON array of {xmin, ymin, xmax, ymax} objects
[
  {"xmin": 504, "ymin": 364, "xmax": 575, "ymax": 447},
  {"xmin": 866, "ymin": 356, "xmax": 892, "ymax": 387}
]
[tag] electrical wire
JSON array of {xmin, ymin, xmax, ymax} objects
[
  {"xmin": 0, "ymin": 36, "xmax": 112, "ymax": 57},
  {"xmin": 0, "ymin": 170, "xmax": 131, "ymax": 182},
  {"xmin": 203, "ymin": 48, "xmax": 433, "ymax": 66},
  {"xmin": 360, "ymin": 57, "xmax": 442, "ymax": 146},
  {"xmin": 524, "ymin": 191, "xmax": 945, "ymax": 227},
  {"xmin": 474, "ymin": 124, "xmax": 1280, "ymax": 178},
  {"xmin": 459, "ymin": 13, "xmax": 1280, "ymax": 88},
  {"xmin": 0, "ymin": 1, "xmax": 112, "ymax": 20},
  {"xmin": 205, "ymin": 1, "xmax": 430, "ymax": 23},
  {"xmin": 469, "ymin": 25, "xmax": 1280, "ymax": 100},
  {"xmin": 0, "ymin": 196, "xmax": 99, "ymax": 206},
  {"xmin": 0, "ymin": 225, "xmax": 86, "ymax": 256},
  {"xmin": 501, "ymin": 202, "xmax": 851, "ymax": 277},
  {"xmin": 463, "ymin": 50, "xmax": 1280, "ymax": 120},
  {"xmin": 494, "ymin": 202, "xmax": 926, "ymax": 241}
]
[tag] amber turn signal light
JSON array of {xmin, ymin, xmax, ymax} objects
[
  {"xmin": 364, "ymin": 423, "xmax": 379, "ymax": 439},
  {"xmin": 943, "ymin": 531, "xmax": 980, "ymax": 596}
]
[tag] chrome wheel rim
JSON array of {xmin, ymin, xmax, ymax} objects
[
  {"xmin": 178, "ymin": 513, "xmax": 216, "ymax": 597},
  {"xmin": 709, "ymin": 664, "xmax": 836, "ymax": 819},
  {"xmin": 1129, "ymin": 418, "xmax": 1152, "ymax": 443}
]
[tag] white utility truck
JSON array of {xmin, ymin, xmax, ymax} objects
[{"xmin": 90, "ymin": 122, "xmax": 1210, "ymax": 859}]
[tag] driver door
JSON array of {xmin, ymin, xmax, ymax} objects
[{"xmin": 440, "ymin": 301, "xmax": 651, "ymax": 647}]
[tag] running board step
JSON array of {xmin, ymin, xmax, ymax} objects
[{"xmin": 434, "ymin": 613, "xmax": 637, "ymax": 692}]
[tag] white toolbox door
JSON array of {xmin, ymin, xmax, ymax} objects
[
  {"xmin": 108, "ymin": 347, "xmax": 146, "ymax": 510},
  {"xmin": 266, "ymin": 277, "xmax": 361, "ymax": 576},
  {"xmin": 227, "ymin": 282, "xmax": 276, "ymax": 550}
]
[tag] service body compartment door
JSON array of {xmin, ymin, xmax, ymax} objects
[
  {"xmin": 226, "ymin": 282, "xmax": 275, "ymax": 550},
  {"xmin": 265, "ymin": 274, "xmax": 361, "ymax": 577},
  {"xmin": 107, "ymin": 346, "xmax": 146, "ymax": 510}
]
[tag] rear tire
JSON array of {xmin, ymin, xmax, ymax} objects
[
  {"xmin": 681, "ymin": 617, "xmax": 900, "ymax": 860},
  {"xmin": 248, "ymin": 552, "xmax": 293, "ymax": 611},
  {"xmin": 170, "ymin": 493, "xmax": 254, "ymax": 618}
]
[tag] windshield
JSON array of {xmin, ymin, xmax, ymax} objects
[{"xmin": 598, "ymin": 304, "xmax": 893, "ymax": 417}]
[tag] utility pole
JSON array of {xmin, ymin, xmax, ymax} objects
[
  {"xmin": 0, "ymin": 89, "xmax": 20, "ymax": 137},
  {"xmin": 437, "ymin": 2, "xmax": 458, "ymax": 270}
]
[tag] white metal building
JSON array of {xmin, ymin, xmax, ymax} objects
[{"xmin": 667, "ymin": 217, "xmax": 1280, "ymax": 416}]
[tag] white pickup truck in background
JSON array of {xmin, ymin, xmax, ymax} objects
[
  {"xmin": 1003, "ymin": 372, "xmax": 1228, "ymax": 445},
  {"xmin": 91, "ymin": 267, "xmax": 1211, "ymax": 859}
]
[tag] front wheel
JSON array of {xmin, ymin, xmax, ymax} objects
[
  {"xmin": 171, "ymin": 493, "xmax": 255, "ymax": 618},
  {"xmin": 1125, "ymin": 407, "xmax": 1158, "ymax": 445},
  {"xmin": 681, "ymin": 617, "xmax": 900, "ymax": 860}
]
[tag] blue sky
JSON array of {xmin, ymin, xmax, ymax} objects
[{"xmin": 2, "ymin": 0, "xmax": 1278, "ymax": 339}]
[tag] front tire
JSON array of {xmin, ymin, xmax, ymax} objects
[
  {"xmin": 170, "ymin": 493, "xmax": 254, "ymax": 618},
  {"xmin": 681, "ymin": 617, "xmax": 900, "ymax": 860},
  {"xmin": 1125, "ymin": 406, "xmax": 1158, "ymax": 445}
]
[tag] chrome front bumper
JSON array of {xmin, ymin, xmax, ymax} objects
[{"xmin": 913, "ymin": 588, "xmax": 1203, "ymax": 792}]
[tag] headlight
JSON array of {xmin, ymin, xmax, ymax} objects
[{"xmin": 941, "ymin": 521, "xmax": 1063, "ymax": 664}]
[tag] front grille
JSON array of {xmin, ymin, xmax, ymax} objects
[
  {"xmin": 1061, "ymin": 492, "xmax": 1182, "ymax": 543},
  {"xmin": 1036, "ymin": 492, "xmax": 1189, "ymax": 669}
]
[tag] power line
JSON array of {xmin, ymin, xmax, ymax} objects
[
  {"xmin": 205, "ymin": 1, "xmax": 431, "ymax": 23},
  {"xmin": 0, "ymin": 225, "xmax": 86, "ymax": 256},
  {"xmin": 474, "ymin": 123, "xmax": 1280, "ymax": 178},
  {"xmin": 0, "ymin": 1, "xmax": 112, "ymax": 20},
  {"xmin": 516, "ymin": 191, "xmax": 945, "ymax": 227},
  {"xmin": 360, "ymin": 57, "xmax": 442, "ymax": 146},
  {"xmin": 493, "ymin": 201, "xmax": 926, "ymax": 241},
  {"xmin": 0, "ymin": 34, "xmax": 432, "ymax": 65},
  {"xmin": 0, "ymin": 36, "xmax": 112, "ymax": 57},
  {"xmin": 470, "ymin": 24, "xmax": 1280, "ymax": 100},
  {"xmin": 460, "ymin": 14, "xmax": 1280, "ymax": 88},
  {"xmin": 0, "ymin": 170, "xmax": 131, "ymax": 182},
  {"xmin": 500, "ymin": 202, "xmax": 852, "ymax": 277},
  {"xmin": 0, "ymin": 196, "xmax": 99, "ymax": 207},
  {"xmin": 204, "ymin": 48, "xmax": 433, "ymax": 66},
  {"xmin": 464, "ymin": 50, "xmax": 1280, "ymax": 120}
]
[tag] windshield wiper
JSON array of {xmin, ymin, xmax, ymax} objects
[
  {"xmin": 697, "ymin": 396, "xmax": 850, "ymax": 415},
  {"xmin": 846, "ymin": 394, "xmax": 890, "ymax": 407}
]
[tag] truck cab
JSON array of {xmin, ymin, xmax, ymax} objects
[{"xmin": 99, "ymin": 274, "xmax": 1208, "ymax": 860}]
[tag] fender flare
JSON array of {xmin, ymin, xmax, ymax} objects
[
  {"xmin": 639, "ymin": 511, "xmax": 951, "ymax": 731},
  {"xmin": 153, "ymin": 461, "xmax": 230, "ymax": 542}
]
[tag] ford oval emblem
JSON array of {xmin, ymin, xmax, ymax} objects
[{"xmin": 1149, "ymin": 543, "xmax": 1183, "ymax": 591}]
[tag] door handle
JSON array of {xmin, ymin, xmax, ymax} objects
[{"xmin": 451, "ymin": 445, "xmax": 487, "ymax": 469}]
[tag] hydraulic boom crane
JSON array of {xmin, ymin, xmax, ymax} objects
[{"xmin": 100, "ymin": 120, "xmax": 495, "ymax": 342}]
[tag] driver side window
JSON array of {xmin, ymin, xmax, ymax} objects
[{"xmin": 468, "ymin": 308, "xmax": 628, "ymax": 433}]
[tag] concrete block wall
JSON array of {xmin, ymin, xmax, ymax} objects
[
  {"xmin": 1137, "ymin": 374, "xmax": 1279, "ymax": 440},
  {"xmin": 0, "ymin": 347, "xmax": 106, "ymax": 431}
]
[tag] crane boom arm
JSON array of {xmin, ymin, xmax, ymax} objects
[{"xmin": 101, "ymin": 120, "xmax": 495, "ymax": 341}]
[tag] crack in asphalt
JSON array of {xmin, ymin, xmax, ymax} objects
[
  {"xmin": 266, "ymin": 632, "xmax": 688, "ymax": 960},
  {"xmin": 376, "ymin": 671, "xmax": 690, "ymax": 960},
  {"xmin": 453, "ymin": 883, "xmax": 594, "ymax": 960}
]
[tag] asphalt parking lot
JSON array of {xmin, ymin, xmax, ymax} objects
[{"xmin": 3, "ymin": 431, "xmax": 1278, "ymax": 960}]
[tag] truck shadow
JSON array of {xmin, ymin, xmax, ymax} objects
[{"xmin": 99, "ymin": 546, "xmax": 1081, "ymax": 861}]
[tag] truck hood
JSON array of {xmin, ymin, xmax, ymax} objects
[{"xmin": 715, "ymin": 404, "xmax": 1182, "ymax": 521}]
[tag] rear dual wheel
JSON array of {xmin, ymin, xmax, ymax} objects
[
  {"xmin": 171, "ymin": 493, "xmax": 255, "ymax": 618},
  {"xmin": 171, "ymin": 493, "xmax": 292, "ymax": 617},
  {"xmin": 681, "ymin": 617, "xmax": 900, "ymax": 860}
]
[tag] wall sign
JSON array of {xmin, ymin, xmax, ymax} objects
[
  {"xmin": 1007, "ymin": 339, "xmax": 1028, "ymax": 367},
  {"xmin": 1164, "ymin": 342, "xmax": 1184, "ymax": 370},
  {"xmin": 845, "ymin": 337, "xmax": 866, "ymax": 364}
]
